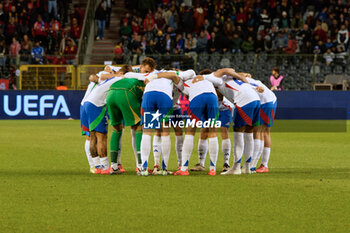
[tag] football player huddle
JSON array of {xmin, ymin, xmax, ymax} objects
[{"xmin": 80, "ymin": 57, "xmax": 277, "ymax": 176}]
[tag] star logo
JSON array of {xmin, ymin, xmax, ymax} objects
[{"xmin": 151, "ymin": 110, "xmax": 162, "ymax": 122}]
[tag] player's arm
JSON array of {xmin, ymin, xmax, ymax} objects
[
  {"xmin": 156, "ymin": 72, "xmax": 184, "ymax": 90},
  {"xmin": 99, "ymin": 73, "xmax": 118, "ymax": 80},
  {"xmin": 202, "ymin": 73, "xmax": 224, "ymax": 87},
  {"xmin": 214, "ymin": 68, "xmax": 248, "ymax": 83},
  {"xmin": 238, "ymin": 72, "xmax": 252, "ymax": 78}
]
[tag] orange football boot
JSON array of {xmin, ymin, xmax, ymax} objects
[{"xmin": 256, "ymin": 164, "xmax": 269, "ymax": 173}]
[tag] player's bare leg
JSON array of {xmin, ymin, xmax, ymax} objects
[
  {"xmin": 89, "ymin": 131, "xmax": 101, "ymax": 174},
  {"xmin": 96, "ymin": 131, "xmax": 109, "ymax": 174}
]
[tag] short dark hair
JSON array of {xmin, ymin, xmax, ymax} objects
[
  {"xmin": 141, "ymin": 57, "xmax": 157, "ymax": 70},
  {"xmin": 119, "ymin": 65, "xmax": 132, "ymax": 74},
  {"xmin": 199, "ymin": 69, "xmax": 212, "ymax": 75},
  {"xmin": 272, "ymin": 67, "xmax": 280, "ymax": 74}
]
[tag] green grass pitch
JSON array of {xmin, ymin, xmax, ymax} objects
[{"xmin": 0, "ymin": 120, "xmax": 349, "ymax": 233}]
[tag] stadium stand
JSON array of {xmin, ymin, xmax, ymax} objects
[{"xmin": 2, "ymin": 0, "xmax": 350, "ymax": 91}]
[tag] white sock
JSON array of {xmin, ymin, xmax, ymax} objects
[
  {"xmin": 261, "ymin": 147, "xmax": 271, "ymax": 167},
  {"xmin": 100, "ymin": 157, "xmax": 109, "ymax": 170},
  {"xmin": 222, "ymin": 138, "xmax": 231, "ymax": 165},
  {"xmin": 233, "ymin": 132, "xmax": 244, "ymax": 164},
  {"xmin": 175, "ymin": 135, "xmax": 184, "ymax": 166},
  {"xmin": 153, "ymin": 135, "xmax": 161, "ymax": 166},
  {"xmin": 117, "ymin": 130, "xmax": 123, "ymax": 165},
  {"xmin": 131, "ymin": 129, "xmax": 138, "ymax": 167},
  {"xmin": 208, "ymin": 137, "xmax": 218, "ymax": 171},
  {"xmin": 252, "ymin": 139, "xmax": 262, "ymax": 168},
  {"xmin": 111, "ymin": 162, "xmax": 118, "ymax": 170},
  {"xmin": 243, "ymin": 133, "xmax": 254, "ymax": 164},
  {"xmin": 161, "ymin": 135, "xmax": 171, "ymax": 170},
  {"xmin": 141, "ymin": 134, "xmax": 152, "ymax": 170},
  {"xmin": 259, "ymin": 140, "xmax": 264, "ymax": 159},
  {"xmin": 181, "ymin": 135, "xmax": 194, "ymax": 171},
  {"xmin": 198, "ymin": 139, "xmax": 208, "ymax": 167},
  {"xmin": 84, "ymin": 139, "xmax": 94, "ymax": 168},
  {"xmin": 92, "ymin": 157, "xmax": 100, "ymax": 168}
]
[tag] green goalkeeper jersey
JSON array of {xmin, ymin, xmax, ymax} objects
[{"xmin": 109, "ymin": 78, "xmax": 145, "ymax": 100}]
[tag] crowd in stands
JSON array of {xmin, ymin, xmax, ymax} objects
[
  {"xmin": 116, "ymin": 0, "xmax": 350, "ymax": 67},
  {"xmin": 0, "ymin": 0, "xmax": 84, "ymax": 67}
]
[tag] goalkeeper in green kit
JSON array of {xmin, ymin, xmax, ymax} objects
[{"xmin": 106, "ymin": 58, "xmax": 157, "ymax": 174}]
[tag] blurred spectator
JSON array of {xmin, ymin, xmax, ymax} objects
[
  {"xmin": 120, "ymin": 20, "xmax": 132, "ymax": 39},
  {"xmin": 48, "ymin": 18, "xmax": 61, "ymax": 54},
  {"xmin": 7, "ymin": 17, "xmax": 19, "ymax": 45},
  {"xmin": 175, "ymin": 34, "xmax": 185, "ymax": 53},
  {"xmin": 241, "ymin": 36, "xmax": 254, "ymax": 53},
  {"xmin": 131, "ymin": 17, "xmax": 141, "ymax": 34},
  {"xmin": 9, "ymin": 37, "xmax": 21, "ymax": 65},
  {"xmin": 232, "ymin": 33, "xmax": 243, "ymax": 53},
  {"xmin": 264, "ymin": 35, "xmax": 273, "ymax": 53},
  {"xmin": 196, "ymin": 30, "xmax": 208, "ymax": 53},
  {"xmin": 185, "ymin": 33, "xmax": 196, "ymax": 53},
  {"xmin": 0, "ymin": 39, "xmax": 6, "ymax": 66},
  {"xmin": 0, "ymin": 3, "xmax": 6, "ymax": 32},
  {"xmin": 279, "ymin": 11, "xmax": 290, "ymax": 29},
  {"xmin": 254, "ymin": 35, "xmax": 265, "ymax": 53},
  {"xmin": 193, "ymin": 4, "xmax": 204, "ymax": 34},
  {"xmin": 63, "ymin": 38, "xmax": 77, "ymax": 64},
  {"xmin": 323, "ymin": 48, "xmax": 335, "ymax": 66},
  {"xmin": 155, "ymin": 12, "xmax": 166, "ymax": 31},
  {"xmin": 19, "ymin": 44, "xmax": 31, "ymax": 65},
  {"xmin": 105, "ymin": 0, "xmax": 112, "ymax": 29},
  {"xmin": 95, "ymin": 1, "xmax": 107, "ymax": 40},
  {"xmin": 70, "ymin": 18, "xmax": 81, "ymax": 42},
  {"xmin": 283, "ymin": 33, "xmax": 297, "ymax": 54},
  {"xmin": 32, "ymin": 15, "xmax": 48, "ymax": 48},
  {"xmin": 31, "ymin": 40, "xmax": 45, "ymax": 64},
  {"xmin": 48, "ymin": 0, "xmax": 58, "ymax": 19},
  {"xmin": 71, "ymin": 4, "xmax": 85, "ymax": 26},
  {"xmin": 144, "ymin": 10, "xmax": 155, "ymax": 31},
  {"xmin": 182, "ymin": 6, "xmax": 194, "ymax": 33},
  {"xmin": 291, "ymin": 12, "xmax": 303, "ymax": 31},
  {"xmin": 207, "ymin": 32, "xmax": 219, "ymax": 53},
  {"xmin": 270, "ymin": 67, "xmax": 284, "ymax": 91},
  {"xmin": 22, "ymin": 34, "xmax": 33, "ymax": 52},
  {"xmin": 114, "ymin": 41, "xmax": 123, "ymax": 64},
  {"xmin": 337, "ymin": 24, "xmax": 349, "ymax": 48},
  {"xmin": 274, "ymin": 31, "xmax": 288, "ymax": 52}
]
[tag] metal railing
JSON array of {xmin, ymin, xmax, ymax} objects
[
  {"xmin": 19, "ymin": 65, "xmax": 76, "ymax": 90},
  {"xmin": 3, "ymin": 53, "xmax": 349, "ymax": 90},
  {"xmin": 76, "ymin": 0, "xmax": 98, "ymax": 65}
]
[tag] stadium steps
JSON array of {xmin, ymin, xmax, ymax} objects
[{"xmin": 90, "ymin": 1, "xmax": 127, "ymax": 64}]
